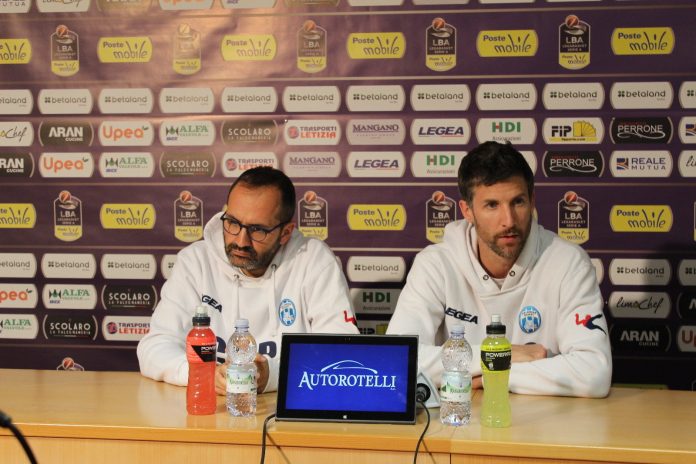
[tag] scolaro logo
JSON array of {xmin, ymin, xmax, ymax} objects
[{"xmin": 297, "ymin": 360, "xmax": 396, "ymax": 391}]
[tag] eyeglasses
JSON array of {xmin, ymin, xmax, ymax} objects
[{"xmin": 220, "ymin": 214, "xmax": 286, "ymax": 242}]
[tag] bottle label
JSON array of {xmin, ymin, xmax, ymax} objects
[
  {"xmin": 440, "ymin": 371, "xmax": 471, "ymax": 402},
  {"xmin": 226, "ymin": 368, "xmax": 257, "ymax": 394},
  {"xmin": 481, "ymin": 347, "xmax": 512, "ymax": 372},
  {"xmin": 187, "ymin": 343, "xmax": 216, "ymax": 363}
]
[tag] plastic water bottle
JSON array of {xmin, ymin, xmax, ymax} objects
[
  {"xmin": 480, "ymin": 314, "xmax": 512, "ymax": 427},
  {"xmin": 440, "ymin": 324, "xmax": 472, "ymax": 426},
  {"xmin": 226, "ymin": 319, "xmax": 258, "ymax": 416},
  {"xmin": 186, "ymin": 305, "xmax": 217, "ymax": 415}
]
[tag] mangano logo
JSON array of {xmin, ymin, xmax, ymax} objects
[
  {"xmin": 410, "ymin": 84, "xmax": 470, "ymax": 112},
  {"xmin": 0, "ymin": 314, "xmax": 38, "ymax": 340},
  {"xmin": 679, "ymin": 82, "xmax": 696, "ymax": 109},
  {"xmin": 43, "ymin": 284, "xmax": 97, "ymax": 310},
  {"xmin": 38, "ymin": 89, "xmax": 93, "ymax": 115},
  {"xmin": 221, "ymin": 87, "xmax": 278, "ymax": 113},
  {"xmin": 347, "ymin": 204, "xmax": 406, "ymax": 231},
  {"xmin": 677, "ymin": 326, "xmax": 696, "ymax": 353},
  {"xmin": 41, "ymin": 253, "xmax": 96, "ymax": 279},
  {"xmin": 346, "ymin": 256, "xmax": 405, "ymax": 283},
  {"xmin": 0, "ymin": 90, "xmax": 33, "ymax": 115},
  {"xmin": 411, "ymin": 151, "xmax": 466, "ymax": 178},
  {"xmin": 98, "ymin": 88, "xmax": 153, "ymax": 114},
  {"xmin": 100, "ymin": 204, "xmax": 156, "ymax": 230},
  {"xmin": 476, "ymin": 83, "xmax": 537, "ymax": 111},
  {"xmin": 220, "ymin": 34, "xmax": 277, "ymax": 61},
  {"xmin": 0, "ymin": 284, "xmax": 38, "ymax": 309},
  {"xmin": 611, "ymin": 27, "xmax": 674, "ymax": 55},
  {"xmin": 101, "ymin": 254, "xmax": 157, "ymax": 280},
  {"xmin": 0, "ymin": 122, "xmax": 33, "ymax": 147},
  {"xmin": 39, "ymin": 153, "xmax": 94, "ymax": 178},
  {"xmin": 350, "ymin": 288, "xmax": 401, "ymax": 314},
  {"xmin": 97, "ymin": 37, "xmax": 153, "ymax": 63},
  {"xmin": 542, "ymin": 82, "xmax": 604, "ymax": 110},
  {"xmin": 678, "ymin": 260, "xmax": 696, "ymax": 286},
  {"xmin": 410, "ymin": 119, "xmax": 470, "ymax": 145},
  {"xmin": 346, "ymin": 151, "xmax": 405, "ymax": 178},
  {"xmin": 161, "ymin": 254, "xmax": 177, "ymax": 280},
  {"xmin": 37, "ymin": 0, "xmax": 92, "ymax": 12},
  {"xmin": 0, "ymin": 203, "xmax": 36, "ymax": 229},
  {"xmin": 610, "ymin": 323, "xmax": 671, "ymax": 354},
  {"xmin": 346, "ymin": 85, "xmax": 405, "ymax": 112},
  {"xmin": 609, "ymin": 150, "xmax": 672, "ymax": 178},
  {"xmin": 609, "ymin": 258, "xmax": 671, "ymax": 286},
  {"xmin": 0, "ymin": 0, "xmax": 31, "ymax": 13},
  {"xmin": 159, "ymin": 87, "xmax": 214, "ymax": 113},
  {"xmin": 0, "ymin": 253, "xmax": 36, "ymax": 278},
  {"xmin": 222, "ymin": 152, "xmax": 278, "ymax": 177},
  {"xmin": 159, "ymin": 0, "xmax": 213, "ymax": 10},
  {"xmin": 283, "ymin": 152, "xmax": 341, "ymax": 178},
  {"xmin": 38, "ymin": 121, "xmax": 93, "ymax": 147},
  {"xmin": 610, "ymin": 82, "xmax": 673, "ymax": 109},
  {"xmin": 346, "ymin": 33, "xmax": 405, "ymax": 60},
  {"xmin": 284, "ymin": 120, "xmax": 341, "ymax": 146},
  {"xmin": 283, "ymin": 86, "xmax": 341, "ymax": 113},
  {"xmin": 0, "ymin": 152, "xmax": 34, "ymax": 178},
  {"xmin": 102, "ymin": 315, "xmax": 150, "ymax": 341},
  {"xmin": 609, "ymin": 205, "xmax": 673, "ymax": 232},
  {"xmin": 100, "ymin": 152, "xmax": 155, "ymax": 178},
  {"xmin": 475, "ymin": 118, "xmax": 537, "ymax": 145},
  {"xmin": 159, "ymin": 120, "xmax": 215, "ymax": 146},
  {"xmin": 542, "ymin": 118, "xmax": 603, "ymax": 144},
  {"xmin": 678, "ymin": 117, "xmax": 696, "ymax": 144},
  {"xmin": 346, "ymin": 119, "xmax": 405, "ymax": 145},
  {"xmin": 678, "ymin": 151, "xmax": 696, "ymax": 177},
  {"xmin": 297, "ymin": 360, "xmax": 397, "ymax": 391},
  {"xmin": 608, "ymin": 291, "xmax": 671, "ymax": 319},
  {"xmin": 476, "ymin": 30, "xmax": 538, "ymax": 57}
]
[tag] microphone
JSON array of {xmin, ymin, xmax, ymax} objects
[{"xmin": 415, "ymin": 373, "xmax": 441, "ymax": 408}]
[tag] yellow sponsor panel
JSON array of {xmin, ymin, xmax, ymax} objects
[
  {"xmin": 100, "ymin": 204, "xmax": 156, "ymax": 229},
  {"xmin": 221, "ymin": 34, "xmax": 277, "ymax": 61},
  {"xmin": 609, "ymin": 205, "xmax": 672, "ymax": 232},
  {"xmin": 298, "ymin": 227, "xmax": 328, "ymax": 241},
  {"xmin": 347, "ymin": 204, "xmax": 406, "ymax": 231},
  {"xmin": 558, "ymin": 228, "xmax": 588, "ymax": 244},
  {"xmin": 477, "ymin": 30, "xmax": 538, "ymax": 57},
  {"xmin": 0, "ymin": 203, "xmax": 36, "ymax": 228},
  {"xmin": 347, "ymin": 33, "xmax": 405, "ymax": 59},
  {"xmin": 0, "ymin": 39, "xmax": 32, "ymax": 64},
  {"xmin": 611, "ymin": 27, "xmax": 674, "ymax": 55},
  {"xmin": 175, "ymin": 226, "xmax": 202, "ymax": 243},
  {"xmin": 97, "ymin": 37, "xmax": 153, "ymax": 63}
]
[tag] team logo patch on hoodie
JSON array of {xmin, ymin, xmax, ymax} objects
[
  {"xmin": 279, "ymin": 298, "xmax": 297, "ymax": 326},
  {"xmin": 519, "ymin": 306, "xmax": 541, "ymax": 334}
]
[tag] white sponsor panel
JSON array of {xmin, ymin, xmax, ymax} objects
[
  {"xmin": 43, "ymin": 284, "xmax": 98, "ymax": 310},
  {"xmin": 221, "ymin": 152, "xmax": 278, "ymax": 177},
  {"xmin": 38, "ymin": 89, "xmax": 93, "ymax": 115},
  {"xmin": 221, "ymin": 0, "xmax": 276, "ymax": 7},
  {"xmin": 159, "ymin": 0, "xmax": 214, "ymax": 10},
  {"xmin": 102, "ymin": 315, "xmax": 151, "ymax": 341},
  {"xmin": 98, "ymin": 88, "xmax": 154, "ymax": 114},
  {"xmin": 608, "ymin": 291, "xmax": 671, "ymax": 319},
  {"xmin": 0, "ymin": 90, "xmax": 33, "ymax": 115},
  {"xmin": 283, "ymin": 86, "xmax": 341, "ymax": 112},
  {"xmin": 678, "ymin": 151, "xmax": 696, "ymax": 177},
  {"xmin": 221, "ymin": 87, "xmax": 278, "ymax": 113},
  {"xmin": 350, "ymin": 288, "xmax": 401, "ymax": 314},
  {"xmin": 0, "ymin": 284, "xmax": 38, "ymax": 309},
  {"xmin": 346, "ymin": 119, "xmax": 405, "ymax": 146},
  {"xmin": 37, "ymin": 0, "xmax": 91, "ymax": 13},
  {"xmin": 0, "ymin": 253, "xmax": 36, "ymax": 278},
  {"xmin": 346, "ymin": 85, "xmax": 405, "ymax": 112},
  {"xmin": 0, "ymin": 314, "xmax": 39, "ymax": 340},
  {"xmin": 41, "ymin": 253, "xmax": 97, "ymax": 279},
  {"xmin": 39, "ymin": 152, "xmax": 95, "ymax": 178},
  {"xmin": 346, "ymin": 256, "xmax": 406, "ymax": 283},
  {"xmin": 542, "ymin": 117, "xmax": 604, "ymax": 144},
  {"xmin": 159, "ymin": 87, "xmax": 215, "ymax": 113},
  {"xmin": 161, "ymin": 254, "xmax": 178, "ymax": 280},
  {"xmin": 410, "ymin": 84, "xmax": 471, "ymax": 112},
  {"xmin": 542, "ymin": 82, "xmax": 605, "ymax": 110},
  {"xmin": 678, "ymin": 117, "xmax": 696, "ymax": 144},
  {"xmin": 609, "ymin": 259, "xmax": 671, "ymax": 286},
  {"xmin": 520, "ymin": 150, "xmax": 537, "ymax": 174},
  {"xmin": 410, "ymin": 119, "xmax": 470, "ymax": 145},
  {"xmin": 677, "ymin": 326, "xmax": 696, "ymax": 353},
  {"xmin": 101, "ymin": 254, "xmax": 157, "ymax": 280},
  {"xmin": 284, "ymin": 119, "xmax": 341, "ymax": 146},
  {"xmin": 610, "ymin": 151, "xmax": 673, "ymax": 178},
  {"xmin": 0, "ymin": 121, "xmax": 33, "ymax": 147},
  {"xmin": 677, "ymin": 260, "xmax": 696, "ymax": 286},
  {"xmin": 99, "ymin": 121, "xmax": 154, "ymax": 147},
  {"xmin": 476, "ymin": 83, "xmax": 537, "ymax": 111},
  {"xmin": 99, "ymin": 152, "xmax": 155, "ymax": 178},
  {"xmin": 591, "ymin": 258, "xmax": 604, "ymax": 284},
  {"xmin": 159, "ymin": 120, "xmax": 216, "ymax": 146},
  {"xmin": 0, "ymin": 1, "xmax": 30, "ymax": 13},
  {"xmin": 346, "ymin": 151, "xmax": 405, "ymax": 178},
  {"xmin": 610, "ymin": 82, "xmax": 674, "ymax": 110},
  {"xmin": 349, "ymin": 0, "xmax": 403, "ymax": 6},
  {"xmin": 410, "ymin": 151, "xmax": 466, "ymax": 178},
  {"xmin": 283, "ymin": 152, "xmax": 341, "ymax": 178},
  {"xmin": 679, "ymin": 82, "xmax": 696, "ymax": 109},
  {"xmin": 475, "ymin": 118, "xmax": 537, "ymax": 145}
]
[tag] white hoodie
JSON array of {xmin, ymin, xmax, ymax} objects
[
  {"xmin": 387, "ymin": 219, "xmax": 612, "ymax": 398},
  {"xmin": 137, "ymin": 212, "xmax": 358, "ymax": 392}
]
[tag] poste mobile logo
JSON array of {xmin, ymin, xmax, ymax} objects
[
  {"xmin": 221, "ymin": 34, "xmax": 277, "ymax": 61},
  {"xmin": 476, "ymin": 30, "xmax": 538, "ymax": 57},
  {"xmin": 0, "ymin": 38, "xmax": 32, "ymax": 64},
  {"xmin": 347, "ymin": 33, "xmax": 405, "ymax": 59},
  {"xmin": 346, "ymin": 256, "xmax": 405, "ymax": 283},
  {"xmin": 100, "ymin": 204, "xmax": 156, "ymax": 229},
  {"xmin": 101, "ymin": 254, "xmax": 157, "ymax": 280},
  {"xmin": 347, "ymin": 204, "xmax": 406, "ymax": 231},
  {"xmin": 0, "ymin": 252, "xmax": 36, "ymax": 278},
  {"xmin": 0, "ymin": 203, "xmax": 36, "ymax": 229},
  {"xmin": 609, "ymin": 205, "xmax": 672, "ymax": 232},
  {"xmin": 611, "ymin": 27, "xmax": 674, "ymax": 55},
  {"xmin": 97, "ymin": 37, "xmax": 153, "ymax": 63}
]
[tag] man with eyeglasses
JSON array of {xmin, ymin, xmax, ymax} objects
[{"xmin": 138, "ymin": 167, "xmax": 358, "ymax": 394}]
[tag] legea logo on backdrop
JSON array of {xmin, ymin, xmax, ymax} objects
[
  {"xmin": 0, "ymin": 90, "xmax": 33, "ymax": 115},
  {"xmin": 608, "ymin": 291, "xmax": 671, "ymax": 319},
  {"xmin": 346, "ymin": 152, "xmax": 405, "ymax": 178},
  {"xmin": 221, "ymin": 87, "xmax": 278, "ymax": 113},
  {"xmin": 410, "ymin": 119, "xmax": 470, "ymax": 145},
  {"xmin": 346, "ymin": 85, "xmax": 405, "ymax": 112},
  {"xmin": 159, "ymin": 88, "xmax": 214, "ymax": 113},
  {"xmin": 410, "ymin": 84, "xmax": 470, "ymax": 112},
  {"xmin": 98, "ymin": 88, "xmax": 153, "ymax": 114},
  {"xmin": 38, "ymin": 89, "xmax": 93, "ymax": 115},
  {"xmin": 476, "ymin": 83, "xmax": 536, "ymax": 111},
  {"xmin": 0, "ymin": 314, "xmax": 39, "ymax": 340},
  {"xmin": 101, "ymin": 254, "xmax": 157, "ymax": 280},
  {"xmin": 43, "ymin": 284, "xmax": 97, "ymax": 310},
  {"xmin": 610, "ymin": 82, "xmax": 673, "ymax": 109},
  {"xmin": 282, "ymin": 86, "xmax": 341, "ymax": 113},
  {"xmin": 609, "ymin": 259, "xmax": 671, "ymax": 286},
  {"xmin": 41, "ymin": 253, "xmax": 97, "ymax": 279},
  {"xmin": 346, "ymin": 256, "xmax": 405, "ymax": 283},
  {"xmin": 39, "ymin": 153, "xmax": 94, "ymax": 178},
  {"xmin": 0, "ymin": 253, "xmax": 36, "ymax": 278},
  {"xmin": 297, "ymin": 360, "xmax": 397, "ymax": 391}
]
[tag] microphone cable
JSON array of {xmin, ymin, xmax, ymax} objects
[
  {"xmin": 259, "ymin": 412, "xmax": 276, "ymax": 464},
  {"xmin": 0, "ymin": 410, "xmax": 38, "ymax": 464},
  {"xmin": 413, "ymin": 383, "xmax": 432, "ymax": 464}
]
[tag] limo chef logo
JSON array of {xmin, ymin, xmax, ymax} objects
[
  {"xmin": 0, "ymin": 253, "xmax": 36, "ymax": 279},
  {"xmin": 0, "ymin": 38, "xmax": 32, "ymax": 64},
  {"xmin": 426, "ymin": 191, "xmax": 456, "ymax": 244},
  {"xmin": 0, "ymin": 153, "xmax": 34, "ymax": 178},
  {"xmin": 559, "ymin": 14, "xmax": 590, "ymax": 70},
  {"xmin": 298, "ymin": 190, "xmax": 328, "ymax": 241},
  {"xmin": 42, "ymin": 253, "xmax": 96, "ymax": 279},
  {"xmin": 411, "ymin": 151, "xmax": 466, "ymax": 178},
  {"xmin": 96, "ymin": 0, "xmax": 152, "ymax": 14},
  {"xmin": 575, "ymin": 313, "xmax": 606, "ymax": 335},
  {"xmin": 43, "ymin": 284, "xmax": 97, "ymax": 310},
  {"xmin": 278, "ymin": 298, "xmax": 297, "ymax": 326},
  {"xmin": 611, "ymin": 27, "xmax": 675, "ymax": 55},
  {"xmin": 610, "ymin": 117, "xmax": 672, "ymax": 144},
  {"xmin": 0, "ymin": 314, "xmax": 38, "ymax": 340},
  {"xmin": 221, "ymin": 34, "xmax": 277, "ymax": 62},
  {"xmin": 160, "ymin": 152, "xmax": 215, "ymax": 177},
  {"xmin": 346, "ymin": 85, "xmax": 405, "ymax": 112},
  {"xmin": 221, "ymin": 119, "xmax": 278, "ymax": 145},
  {"xmin": 173, "ymin": 23, "xmax": 201, "ymax": 75},
  {"xmin": 297, "ymin": 360, "xmax": 396, "ymax": 391},
  {"xmin": 0, "ymin": 89, "xmax": 33, "ymax": 115},
  {"xmin": 39, "ymin": 121, "xmax": 93, "ymax": 147},
  {"xmin": 222, "ymin": 153, "xmax": 277, "ymax": 177},
  {"xmin": 174, "ymin": 190, "xmax": 203, "ymax": 242},
  {"xmin": 425, "ymin": 18, "xmax": 456, "ymax": 71},
  {"xmin": 43, "ymin": 314, "xmax": 98, "ymax": 340},
  {"xmin": 0, "ymin": 122, "xmax": 33, "ymax": 147},
  {"xmin": 609, "ymin": 205, "xmax": 672, "ymax": 232},
  {"xmin": 0, "ymin": 203, "xmax": 36, "ymax": 229},
  {"xmin": 608, "ymin": 291, "xmax": 671, "ymax": 319},
  {"xmin": 347, "ymin": 204, "xmax": 406, "ymax": 231},
  {"xmin": 411, "ymin": 84, "xmax": 470, "ymax": 112},
  {"xmin": 610, "ymin": 323, "xmax": 669, "ymax": 354},
  {"xmin": 100, "ymin": 254, "xmax": 157, "ymax": 280},
  {"xmin": 347, "ymin": 151, "xmax": 405, "ymax": 178},
  {"xmin": 100, "ymin": 203, "xmax": 156, "ymax": 229},
  {"xmin": 558, "ymin": 191, "xmax": 589, "ymax": 244},
  {"xmin": 0, "ymin": 284, "xmax": 37, "ymax": 309},
  {"xmin": 297, "ymin": 20, "xmax": 327, "ymax": 73},
  {"xmin": 477, "ymin": 29, "xmax": 538, "ymax": 58},
  {"xmin": 542, "ymin": 82, "xmax": 604, "ymax": 110},
  {"xmin": 40, "ymin": 153, "xmax": 94, "ymax": 178},
  {"xmin": 519, "ymin": 306, "xmax": 541, "ymax": 334},
  {"xmin": 56, "ymin": 357, "xmax": 84, "ymax": 371},
  {"xmin": 50, "ymin": 25, "xmax": 79, "ymax": 77},
  {"xmin": 102, "ymin": 284, "xmax": 158, "ymax": 311},
  {"xmin": 54, "ymin": 190, "xmax": 83, "ymax": 242},
  {"xmin": 100, "ymin": 152, "xmax": 155, "ymax": 178},
  {"xmin": 37, "ymin": 0, "xmax": 92, "ymax": 13},
  {"xmin": 283, "ymin": 86, "xmax": 341, "ymax": 113},
  {"xmin": 284, "ymin": 152, "xmax": 341, "ymax": 178},
  {"xmin": 347, "ymin": 256, "xmax": 405, "ymax": 283},
  {"xmin": 542, "ymin": 151, "xmax": 603, "ymax": 178},
  {"xmin": 221, "ymin": 87, "xmax": 278, "ymax": 113},
  {"xmin": 97, "ymin": 36, "xmax": 153, "ymax": 63}
]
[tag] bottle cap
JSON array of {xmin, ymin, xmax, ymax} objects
[
  {"xmin": 486, "ymin": 314, "xmax": 506, "ymax": 334},
  {"xmin": 192, "ymin": 305, "xmax": 210, "ymax": 326},
  {"xmin": 450, "ymin": 323, "xmax": 466, "ymax": 335},
  {"xmin": 235, "ymin": 318, "xmax": 250, "ymax": 329}
]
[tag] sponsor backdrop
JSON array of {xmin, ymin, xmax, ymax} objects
[{"xmin": 1, "ymin": 0, "xmax": 695, "ymax": 390}]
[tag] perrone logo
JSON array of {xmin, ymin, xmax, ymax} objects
[
  {"xmin": 610, "ymin": 117, "xmax": 672, "ymax": 144},
  {"xmin": 609, "ymin": 205, "xmax": 672, "ymax": 232},
  {"xmin": 297, "ymin": 360, "xmax": 396, "ymax": 391},
  {"xmin": 347, "ymin": 204, "xmax": 406, "ymax": 231},
  {"xmin": 542, "ymin": 151, "xmax": 604, "ymax": 177},
  {"xmin": 611, "ymin": 28, "xmax": 674, "ymax": 55}
]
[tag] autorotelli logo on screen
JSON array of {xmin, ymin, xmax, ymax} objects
[{"xmin": 298, "ymin": 360, "xmax": 397, "ymax": 391}]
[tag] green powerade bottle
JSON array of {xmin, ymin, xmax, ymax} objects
[{"xmin": 480, "ymin": 314, "xmax": 512, "ymax": 427}]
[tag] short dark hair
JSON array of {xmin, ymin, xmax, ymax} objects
[
  {"xmin": 457, "ymin": 141, "xmax": 534, "ymax": 203},
  {"xmin": 227, "ymin": 167, "xmax": 296, "ymax": 223}
]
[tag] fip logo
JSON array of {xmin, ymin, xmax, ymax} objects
[
  {"xmin": 609, "ymin": 205, "xmax": 672, "ymax": 232},
  {"xmin": 347, "ymin": 204, "xmax": 406, "ymax": 231}
]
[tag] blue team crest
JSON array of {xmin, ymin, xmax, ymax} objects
[
  {"xmin": 518, "ymin": 306, "xmax": 541, "ymax": 334},
  {"xmin": 278, "ymin": 298, "xmax": 297, "ymax": 326}
]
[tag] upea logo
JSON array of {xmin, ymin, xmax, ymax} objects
[
  {"xmin": 678, "ymin": 151, "xmax": 696, "ymax": 177},
  {"xmin": 608, "ymin": 291, "xmax": 671, "ymax": 319},
  {"xmin": 101, "ymin": 254, "xmax": 157, "ymax": 280},
  {"xmin": 41, "ymin": 253, "xmax": 96, "ymax": 279},
  {"xmin": 346, "ymin": 33, "xmax": 405, "ymax": 60},
  {"xmin": 100, "ymin": 204, "xmax": 156, "ymax": 230},
  {"xmin": 679, "ymin": 82, "xmax": 696, "ymax": 109},
  {"xmin": 97, "ymin": 37, "xmax": 153, "ymax": 63},
  {"xmin": 346, "ymin": 152, "xmax": 405, "ymax": 178},
  {"xmin": 347, "ymin": 204, "xmax": 406, "ymax": 231},
  {"xmin": 350, "ymin": 288, "xmax": 400, "ymax": 314},
  {"xmin": 0, "ymin": 90, "xmax": 33, "ymax": 115},
  {"xmin": 346, "ymin": 85, "xmax": 405, "ymax": 112},
  {"xmin": 100, "ymin": 152, "xmax": 155, "ymax": 178},
  {"xmin": 609, "ymin": 205, "xmax": 672, "ymax": 232},
  {"xmin": 346, "ymin": 256, "xmax": 405, "ymax": 283},
  {"xmin": 476, "ymin": 83, "xmax": 537, "ymax": 111},
  {"xmin": 0, "ymin": 284, "xmax": 37, "ymax": 308},
  {"xmin": 0, "ymin": 253, "xmax": 36, "ymax": 278},
  {"xmin": 98, "ymin": 88, "xmax": 153, "ymax": 114},
  {"xmin": 410, "ymin": 84, "xmax": 471, "ymax": 112},
  {"xmin": 221, "ymin": 34, "xmax": 277, "ymax": 61},
  {"xmin": 43, "ymin": 284, "xmax": 97, "ymax": 310},
  {"xmin": 0, "ymin": 122, "xmax": 33, "ymax": 147},
  {"xmin": 102, "ymin": 316, "xmax": 150, "ymax": 341},
  {"xmin": 346, "ymin": 119, "xmax": 405, "ymax": 145},
  {"xmin": 475, "ymin": 118, "xmax": 537, "ymax": 145},
  {"xmin": 283, "ymin": 152, "xmax": 341, "ymax": 178},
  {"xmin": 609, "ymin": 259, "xmax": 671, "ymax": 286},
  {"xmin": 284, "ymin": 120, "xmax": 340, "ymax": 146},
  {"xmin": 410, "ymin": 119, "xmax": 470, "ymax": 145},
  {"xmin": 542, "ymin": 82, "xmax": 604, "ymax": 110},
  {"xmin": 161, "ymin": 254, "xmax": 177, "ymax": 280},
  {"xmin": 0, "ymin": 203, "xmax": 36, "ymax": 229},
  {"xmin": 677, "ymin": 326, "xmax": 696, "ymax": 352},
  {"xmin": 0, "ymin": 0, "xmax": 30, "ymax": 13},
  {"xmin": 610, "ymin": 82, "xmax": 673, "ymax": 109},
  {"xmin": 221, "ymin": 87, "xmax": 278, "ymax": 113},
  {"xmin": 678, "ymin": 117, "xmax": 696, "ymax": 144},
  {"xmin": 159, "ymin": 120, "xmax": 215, "ymax": 146},
  {"xmin": 39, "ymin": 153, "xmax": 94, "ymax": 178},
  {"xmin": 542, "ymin": 118, "xmax": 603, "ymax": 144},
  {"xmin": 678, "ymin": 260, "xmax": 696, "ymax": 286},
  {"xmin": 283, "ymin": 86, "xmax": 341, "ymax": 113},
  {"xmin": 0, "ymin": 314, "xmax": 38, "ymax": 340},
  {"xmin": 38, "ymin": 89, "xmax": 93, "ymax": 115},
  {"xmin": 476, "ymin": 30, "xmax": 538, "ymax": 57},
  {"xmin": 37, "ymin": 0, "xmax": 91, "ymax": 12},
  {"xmin": 159, "ymin": 0, "xmax": 213, "ymax": 10},
  {"xmin": 611, "ymin": 27, "xmax": 674, "ymax": 55},
  {"xmin": 222, "ymin": 152, "xmax": 277, "ymax": 177},
  {"xmin": 410, "ymin": 151, "xmax": 466, "ymax": 178},
  {"xmin": 610, "ymin": 151, "xmax": 672, "ymax": 178},
  {"xmin": 0, "ymin": 38, "xmax": 31, "ymax": 64},
  {"xmin": 159, "ymin": 87, "xmax": 214, "ymax": 113}
]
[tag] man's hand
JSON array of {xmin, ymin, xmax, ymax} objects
[
  {"xmin": 215, "ymin": 363, "xmax": 227, "ymax": 396},
  {"xmin": 255, "ymin": 354, "xmax": 269, "ymax": 393},
  {"xmin": 511, "ymin": 343, "xmax": 547, "ymax": 363}
]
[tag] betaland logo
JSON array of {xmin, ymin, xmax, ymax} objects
[
  {"xmin": 100, "ymin": 254, "xmax": 157, "ymax": 280},
  {"xmin": 608, "ymin": 291, "xmax": 671, "ymax": 319},
  {"xmin": 38, "ymin": 89, "xmax": 93, "ymax": 115},
  {"xmin": 221, "ymin": 86, "xmax": 278, "ymax": 113},
  {"xmin": 476, "ymin": 83, "xmax": 536, "ymax": 111},
  {"xmin": 410, "ymin": 84, "xmax": 470, "ymax": 112},
  {"xmin": 609, "ymin": 258, "xmax": 671, "ymax": 286},
  {"xmin": 678, "ymin": 260, "xmax": 696, "ymax": 287},
  {"xmin": 346, "ymin": 256, "xmax": 405, "ymax": 283},
  {"xmin": 283, "ymin": 86, "xmax": 340, "ymax": 112},
  {"xmin": 0, "ymin": 253, "xmax": 36, "ymax": 278},
  {"xmin": 159, "ymin": 87, "xmax": 214, "ymax": 113},
  {"xmin": 0, "ymin": 89, "xmax": 33, "ymax": 115},
  {"xmin": 542, "ymin": 82, "xmax": 604, "ymax": 110},
  {"xmin": 609, "ymin": 205, "xmax": 672, "ymax": 232},
  {"xmin": 610, "ymin": 82, "xmax": 673, "ymax": 109},
  {"xmin": 98, "ymin": 88, "xmax": 153, "ymax": 114},
  {"xmin": 476, "ymin": 30, "xmax": 538, "ymax": 57},
  {"xmin": 297, "ymin": 360, "xmax": 396, "ymax": 391},
  {"xmin": 39, "ymin": 121, "xmax": 92, "ymax": 147},
  {"xmin": 43, "ymin": 314, "xmax": 98, "ymax": 340},
  {"xmin": 346, "ymin": 85, "xmax": 405, "ymax": 112},
  {"xmin": 41, "ymin": 253, "xmax": 96, "ymax": 279},
  {"xmin": 0, "ymin": 122, "xmax": 33, "ymax": 147},
  {"xmin": 346, "ymin": 33, "xmax": 405, "ymax": 59}
]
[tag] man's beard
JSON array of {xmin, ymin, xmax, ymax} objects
[
  {"xmin": 225, "ymin": 238, "xmax": 281, "ymax": 275},
  {"xmin": 481, "ymin": 221, "xmax": 531, "ymax": 262}
]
